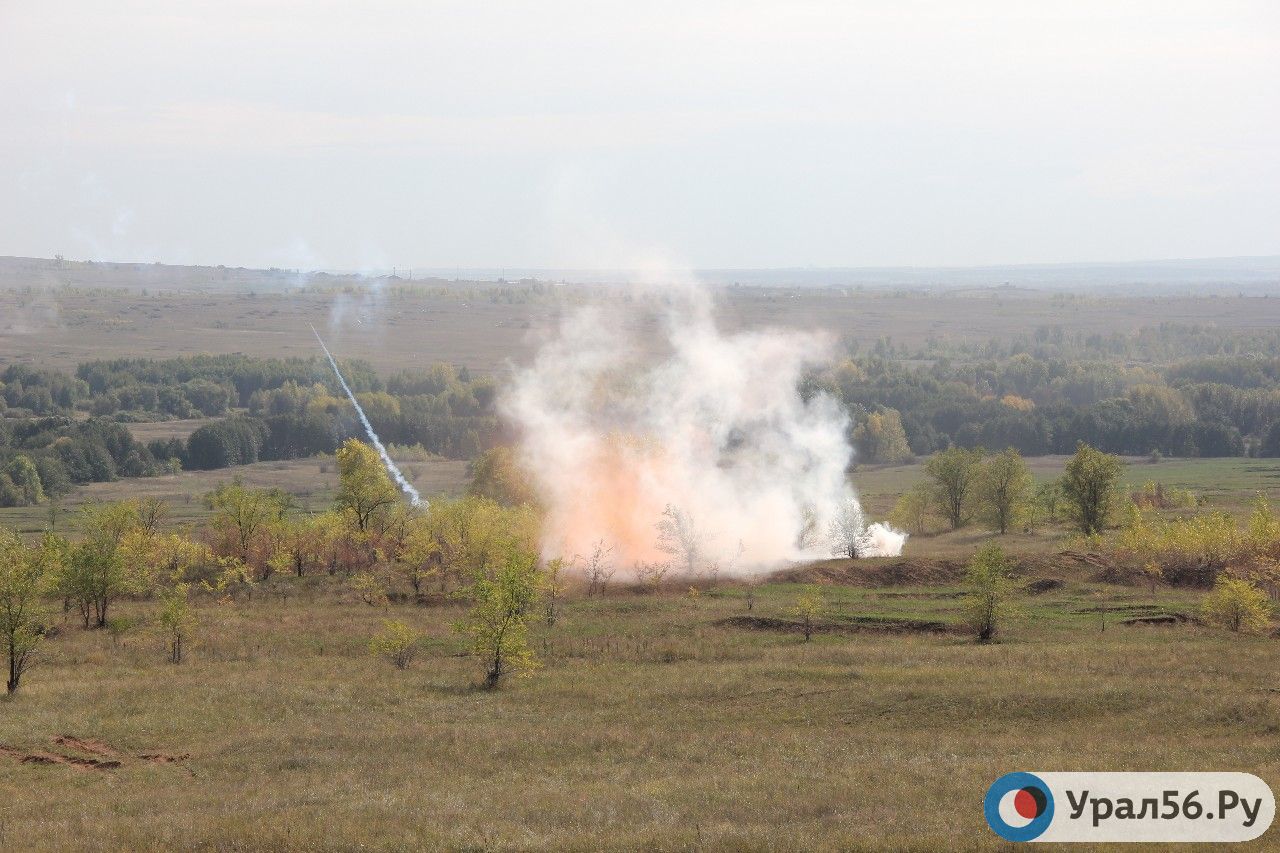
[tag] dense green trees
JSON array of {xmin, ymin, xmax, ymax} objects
[
  {"xmin": 186, "ymin": 417, "xmax": 269, "ymax": 470},
  {"xmin": 0, "ymin": 418, "xmax": 161, "ymax": 502}
]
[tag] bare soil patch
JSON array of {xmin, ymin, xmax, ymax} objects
[{"xmin": 716, "ymin": 614, "xmax": 957, "ymax": 636}]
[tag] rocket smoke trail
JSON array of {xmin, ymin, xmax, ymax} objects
[{"xmin": 310, "ymin": 324, "xmax": 424, "ymax": 508}]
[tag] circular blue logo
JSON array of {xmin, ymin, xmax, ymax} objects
[{"xmin": 985, "ymin": 772, "xmax": 1054, "ymax": 842}]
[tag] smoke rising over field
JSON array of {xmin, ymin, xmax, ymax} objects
[{"xmin": 503, "ymin": 278, "xmax": 904, "ymax": 575}]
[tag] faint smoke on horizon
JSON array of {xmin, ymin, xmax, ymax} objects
[{"xmin": 502, "ymin": 274, "xmax": 904, "ymax": 576}]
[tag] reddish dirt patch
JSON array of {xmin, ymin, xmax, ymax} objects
[
  {"xmin": 0, "ymin": 738, "xmax": 188, "ymax": 772},
  {"xmin": 0, "ymin": 744, "xmax": 120, "ymax": 771},
  {"xmin": 55, "ymin": 735, "xmax": 122, "ymax": 758}
]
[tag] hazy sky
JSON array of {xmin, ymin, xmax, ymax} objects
[{"xmin": 2, "ymin": 1, "xmax": 1277, "ymax": 270}]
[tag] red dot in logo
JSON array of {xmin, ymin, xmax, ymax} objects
[{"xmin": 1014, "ymin": 789, "xmax": 1040, "ymax": 820}]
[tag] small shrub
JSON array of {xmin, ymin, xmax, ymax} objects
[
  {"xmin": 350, "ymin": 572, "xmax": 388, "ymax": 606},
  {"xmin": 1201, "ymin": 576, "xmax": 1272, "ymax": 634},
  {"xmin": 369, "ymin": 619, "xmax": 422, "ymax": 669},
  {"xmin": 788, "ymin": 585, "xmax": 826, "ymax": 642},
  {"xmin": 106, "ymin": 615, "xmax": 137, "ymax": 647}
]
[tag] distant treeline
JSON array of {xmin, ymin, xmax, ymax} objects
[
  {"xmin": 7, "ymin": 321, "xmax": 1280, "ymax": 503},
  {"xmin": 827, "ymin": 349, "xmax": 1280, "ymax": 462},
  {"xmin": 0, "ymin": 355, "xmax": 498, "ymax": 505}
]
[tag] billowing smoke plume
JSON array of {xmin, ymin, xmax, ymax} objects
[
  {"xmin": 503, "ymin": 279, "xmax": 904, "ymax": 576},
  {"xmin": 310, "ymin": 324, "xmax": 424, "ymax": 507}
]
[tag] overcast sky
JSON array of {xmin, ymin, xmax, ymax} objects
[{"xmin": 1, "ymin": 1, "xmax": 1277, "ymax": 271}]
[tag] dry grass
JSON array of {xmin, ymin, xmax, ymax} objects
[
  {"xmin": 1, "ymin": 575, "xmax": 1275, "ymax": 851},
  {"xmin": 7, "ymin": 269, "xmax": 1280, "ymax": 376},
  {"xmin": 0, "ymin": 456, "xmax": 470, "ymax": 536}
]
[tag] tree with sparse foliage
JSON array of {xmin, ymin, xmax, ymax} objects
[
  {"xmin": 1201, "ymin": 576, "xmax": 1272, "ymax": 634},
  {"xmin": 456, "ymin": 547, "xmax": 544, "ymax": 688},
  {"xmin": 890, "ymin": 483, "xmax": 932, "ymax": 536},
  {"xmin": 1033, "ymin": 480, "xmax": 1063, "ymax": 527},
  {"xmin": 962, "ymin": 543, "xmax": 1015, "ymax": 642},
  {"xmin": 828, "ymin": 498, "xmax": 868, "ymax": 559},
  {"xmin": 788, "ymin": 585, "xmax": 827, "ymax": 642},
  {"xmin": 1060, "ymin": 442, "xmax": 1124, "ymax": 535},
  {"xmin": 158, "ymin": 583, "xmax": 196, "ymax": 663},
  {"xmin": 656, "ymin": 504, "xmax": 703, "ymax": 576},
  {"xmin": 977, "ymin": 448, "xmax": 1033, "ymax": 534},
  {"xmin": 924, "ymin": 446, "xmax": 986, "ymax": 530},
  {"xmin": 0, "ymin": 529, "xmax": 59, "ymax": 694}
]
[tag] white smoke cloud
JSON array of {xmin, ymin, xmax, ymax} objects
[{"xmin": 502, "ymin": 273, "xmax": 904, "ymax": 576}]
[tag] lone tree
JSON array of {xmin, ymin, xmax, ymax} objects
[
  {"xmin": 1060, "ymin": 442, "xmax": 1124, "ymax": 535},
  {"xmin": 656, "ymin": 504, "xmax": 703, "ymax": 576},
  {"xmin": 924, "ymin": 446, "xmax": 986, "ymax": 530},
  {"xmin": 978, "ymin": 448, "xmax": 1033, "ymax": 535},
  {"xmin": 962, "ymin": 543, "xmax": 1015, "ymax": 642},
  {"xmin": 457, "ymin": 547, "xmax": 543, "ymax": 689},
  {"xmin": 828, "ymin": 498, "xmax": 868, "ymax": 559},
  {"xmin": 788, "ymin": 585, "xmax": 827, "ymax": 642},
  {"xmin": 0, "ymin": 530, "xmax": 59, "ymax": 694},
  {"xmin": 158, "ymin": 583, "xmax": 196, "ymax": 664}
]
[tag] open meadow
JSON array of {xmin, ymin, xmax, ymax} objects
[{"xmin": 2, "ymin": 564, "xmax": 1277, "ymax": 852}]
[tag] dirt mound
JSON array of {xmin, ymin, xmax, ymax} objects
[
  {"xmin": 55, "ymin": 735, "xmax": 121, "ymax": 758},
  {"xmin": 776, "ymin": 550, "xmax": 1120, "ymax": 588},
  {"xmin": 0, "ymin": 744, "xmax": 120, "ymax": 771},
  {"xmin": 717, "ymin": 614, "xmax": 956, "ymax": 636},
  {"xmin": 0, "ymin": 737, "xmax": 190, "ymax": 772},
  {"xmin": 771, "ymin": 557, "xmax": 966, "ymax": 586},
  {"xmin": 1023, "ymin": 578, "xmax": 1065, "ymax": 595}
]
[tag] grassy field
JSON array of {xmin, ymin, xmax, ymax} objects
[
  {"xmin": 7, "ymin": 257, "xmax": 1280, "ymax": 377},
  {"xmin": 0, "ymin": 455, "xmax": 471, "ymax": 536},
  {"xmin": 0, "ymin": 567, "xmax": 1275, "ymax": 851},
  {"xmin": 853, "ymin": 455, "xmax": 1280, "ymax": 521}
]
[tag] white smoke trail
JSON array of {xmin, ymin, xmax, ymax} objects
[
  {"xmin": 310, "ymin": 324, "xmax": 424, "ymax": 508},
  {"xmin": 502, "ymin": 275, "xmax": 904, "ymax": 576}
]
